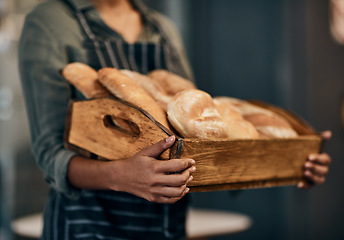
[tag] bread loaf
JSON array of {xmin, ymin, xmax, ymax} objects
[
  {"xmin": 62, "ymin": 62, "xmax": 112, "ymax": 99},
  {"xmin": 214, "ymin": 97, "xmax": 298, "ymax": 138},
  {"xmin": 148, "ymin": 69, "xmax": 197, "ymax": 97},
  {"xmin": 167, "ymin": 89, "xmax": 230, "ymax": 139},
  {"xmin": 98, "ymin": 68, "xmax": 170, "ymax": 128},
  {"xmin": 213, "ymin": 98, "xmax": 259, "ymax": 139},
  {"xmin": 120, "ymin": 69, "xmax": 172, "ymax": 111}
]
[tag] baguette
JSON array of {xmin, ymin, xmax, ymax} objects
[
  {"xmin": 98, "ymin": 68, "xmax": 170, "ymax": 128},
  {"xmin": 62, "ymin": 62, "xmax": 112, "ymax": 99}
]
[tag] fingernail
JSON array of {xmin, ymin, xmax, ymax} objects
[
  {"xmin": 305, "ymin": 162, "xmax": 312, "ymax": 168},
  {"xmin": 191, "ymin": 166, "xmax": 196, "ymax": 172},
  {"xmin": 191, "ymin": 160, "xmax": 196, "ymax": 165},
  {"xmin": 297, "ymin": 182, "xmax": 304, "ymax": 188},
  {"xmin": 188, "ymin": 175, "xmax": 193, "ymax": 182},
  {"xmin": 185, "ymin": 188, "xmax": 190, "ymax": 194},
  {"xmin": 308, "ymin": 154, "xmax": 316, "ymax": 161},
  {"xmin": 165, "ymin": 136, "xmax": 175, "ymax": 144}
]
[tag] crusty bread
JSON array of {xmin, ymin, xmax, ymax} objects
[
  {"xmin": 167, "ymin": 89, "xmax": 230, "ymax": 139},
  {"xmin": 148, "ymin": 69, "xmax": 197, "ymax": 97},
  {"xmin": 214, "ymin": 97, "xmax": 298, "ymax": 138},
  {"xmin": 213, "ymin": 98, "xmax": 259, "ymax": 139},
  {"xmin": 62, "ymin": 62, "xmax": 112, "ymax": 99},
  {"xmin": 98, "ymin": 68, "xmax": 170, "ymax": 128},
  {"xmin": 120, "ymin": 69, "xmax": 172, "ymax": 111}
]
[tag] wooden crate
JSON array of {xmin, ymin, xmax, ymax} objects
[{"xmin": 64, "ymin": 97, "xmax": 323, "ymax": 192}]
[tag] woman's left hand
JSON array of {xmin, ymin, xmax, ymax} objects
[{"xmin": 298, "ymin": 130, "xmax": 332, "ymax": 189}]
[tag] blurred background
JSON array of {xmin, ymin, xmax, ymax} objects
[{"xmin": 1, "ymin": 0, "xmax": 344, "ymax": 239}]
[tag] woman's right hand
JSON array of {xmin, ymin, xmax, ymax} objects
[{"xmin": 108, "ymin": 135, "xmax": 196, "ymax": 204}]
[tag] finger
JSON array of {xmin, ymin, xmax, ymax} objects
[
  {"xmin": 304, "ymin": 161, "xmax": 329, "ymax": 176},
  {"xmin": 154, "ymin": 185, "xmax": 188, "ymax": 198},
  {"xmin": 139, "ymin": 135, "xmax": 176, "ymax": 158},
  {"xmin": 186, "ymin": 175, "xmax": 194, "ymax": 185},
  {"xmin": 154, "ymin": 187, "xmax": 190, "ymax": 204},
  {"xmin": 308, "ymin": 153, "xmax": 331, "ymax": 165},
  {"xmin": 303, "ymin": 170, "xmax": 326, "ymax": 185},
  {"xmin": 320, "ymin": 130, "xmax": 332, "ymax": 141},
  {"xmin": 155, "ymin": 158, "xmax": 195, "ymax": 173},
  {"xmin": 157, "ymin": 172, "xmax": 194, "ymax": 187},
  {"xmin": 297, "ymin": 181, "xmax": 312, "ymax": 189}
]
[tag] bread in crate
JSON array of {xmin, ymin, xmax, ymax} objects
[{"xmin": 62, "ymin": 62, "xmax": 323, "ymax": 192}]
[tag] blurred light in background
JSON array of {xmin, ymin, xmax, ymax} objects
[
  {"xmin": 0, "ymin": 0, "xmax": 14, "ymax": 53},
  {"xmin": 0, "ymin": 86, "xmax": 13, "ymax": 121},
  {"xmin": 1, "ymin": 1, "xmax": 44, "ymax": 240}
]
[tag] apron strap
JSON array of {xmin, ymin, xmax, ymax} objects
[
  {"xmin": 63, "ymin": 0, "xmax": 107, "ymax": 68},
  {"xmin": 74, "ymin": 12, "xmax": 107, "ymax": 68}
]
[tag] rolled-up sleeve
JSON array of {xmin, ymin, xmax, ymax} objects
[{"xmin": 19, "ymin": 13, "xmax": 81, "ymax": 199}]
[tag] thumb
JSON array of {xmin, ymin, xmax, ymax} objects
[
  {"xmin": 320, "ymin": 130, "xmax": 332, "ymax": 141},
  {"xmin": 139, "ymin": 135, "xmax": 176, "ymax": 158}
]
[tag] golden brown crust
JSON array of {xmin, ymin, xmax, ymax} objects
[
  {"xmin": 62, "ymin": 62, "xmax": 112, "ymax": 99},
  {"xmin": 214, "ymin": 96, "xmax": 298, "ymax": 138},
  {"xmin": 120, "ymin": 69, "xmax": 172, "ymax": 111},
  {"xmin": 148, "ymin": 69, "xmax": 196, "ymax": 96},
  {"xmin": 98, "ymin": 68, "xmax": 170, "ymax": 128},
  {"xmin": 213, "ymin": 98, "xmax": 259, "ymax": 139},
  {"xmin": 167, "ymin": 89, "xmax": 230, "ymax": 139}
]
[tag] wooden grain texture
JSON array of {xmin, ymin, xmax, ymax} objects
[
  {"xmin": 181, "ymin": 136, "xmax": 321, "ymax": 188},
  {"xmin": 64, "ymin": 98, "xmax": 323, "ymax": 192},
  {"xmin": 189, "ymin": 178, "xmax": 302, "ymax": 192},
  {"xmin": 65, "ymin": 98, "xmax": 172, "ymax": 160}
]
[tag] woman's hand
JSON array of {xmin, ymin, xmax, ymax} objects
[
  {"xmin": 109, "ymin": 135, "xmax": 196, "ymax": 204},
  {"xmin": 298, "ymin": 131, "xmax": 332, "ymax": 189}
]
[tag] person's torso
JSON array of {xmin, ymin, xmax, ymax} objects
[{"xmin": 41, "ymin": 1, "xmax": 189, "ymax": 239}]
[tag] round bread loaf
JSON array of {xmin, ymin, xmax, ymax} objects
[
  {"xmin": 62, "ymin": 62, "xmax": 112, "ymax": 99},
  {"xmin": 167, "ymin": 89, "xmax": 230, "ymax": 139},
  {"xmin": 214, "ymin": 97, "xmax": 298, "ymax": 138},
  {"xmin": 98, "ymin": 68, "xmax": 170, "ymax": 128},
  {"xmin": 213, "ymin": 98, "xmax": 259, "ymax": 139}
]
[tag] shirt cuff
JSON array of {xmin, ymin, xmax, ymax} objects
[{"xmin": 54, "ymin": 149, "xmax": 81, "ymax": 199}]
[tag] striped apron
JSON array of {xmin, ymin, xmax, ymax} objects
[{"xmin": 41, "ymin": 1, "xmax": 189, "ymax": 239}]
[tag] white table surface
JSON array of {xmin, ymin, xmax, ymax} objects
[
  {"xmin": 12, "ymin": 208, "xmax": 252, "ymax": 239},
  {"xmin": 186, "ymin": 208, "xmax": 252, "ymax": 239},
  {"xmin": 11, "ymin": 213, "xmax": 43, "ymax": 239}
]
